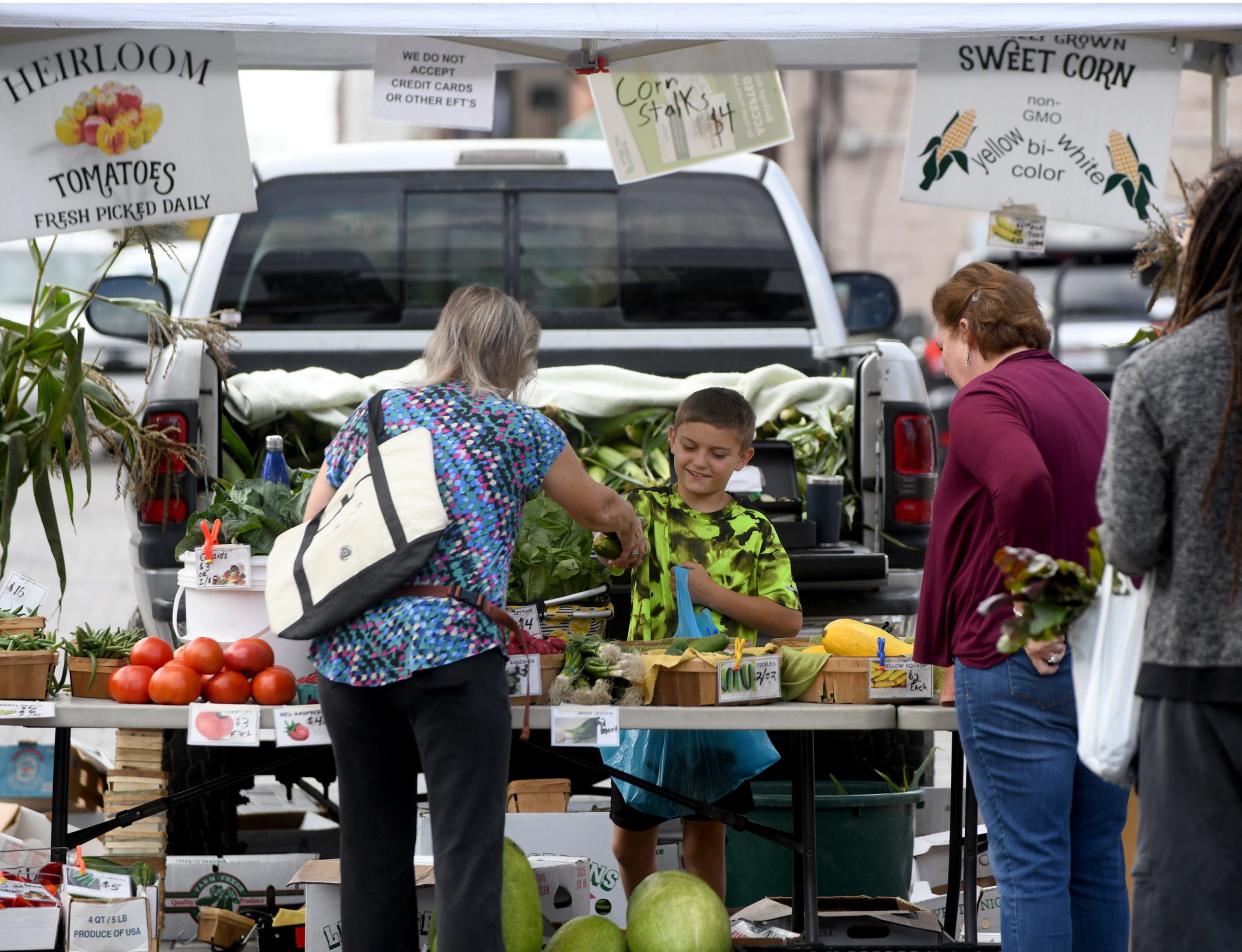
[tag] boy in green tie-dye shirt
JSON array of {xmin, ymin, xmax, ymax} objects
[{"xmin": 607, "ymin": 388, "xmax": 802, "ymax": 901}]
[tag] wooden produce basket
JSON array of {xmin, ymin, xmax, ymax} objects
[
  {"xmin": 0, "ymin": 649, "xmax": 56, "ymax": 700},
  {"xmin": 796, "ymin": 657, "xmax": 875, "ymax": 704},
  {"xmin": 651, "ymin": 656, "xmax": 778, "ymax": 707},
  {"xmin": 197, "ymin": 906, "xmax": 255, "ymax": 947},
  {"xmin": 506, "ymin": 778, "xmax": 571, "ymax": 813},
  {"xmin": 67, "ymin": 657, "xmax": 128, "ymax": 699},
  {"xmin": 508, "ymin": 653, "xmax": 563, "ymax": 706},
  {"xmin": 0, "ymin": 615, "xmax": 46, "ymax": 637}
]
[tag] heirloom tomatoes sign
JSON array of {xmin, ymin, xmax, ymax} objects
[{"xmin": 0, "ymin": 30, "xmax": 256, "ymax": 241}]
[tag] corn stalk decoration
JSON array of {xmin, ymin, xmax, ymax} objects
[
  {"xmin": 0, "ymin": 229, "xmax": 203, "ymax": 600},
  {"xmin": 1103, "ymin": 129, "xmax": 1155, "ymax": 221},
  {"xmin": 918, "ymin": 109, "xmax": 975, "ymax": 191}
]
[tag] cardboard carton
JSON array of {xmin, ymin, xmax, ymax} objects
[
  {"xmin": 162, "ymin": 854, "xmax": 314, "ymax": 943},
  {"xmin": 289, "ymin": 857, "xmax": 435, "ymax": 952},
  {"xmin": 732, "ymin": 895, "xmax": 953, "ymax": 947},
  {"xmin": 911, "ymin": 829, "xmax": 992, "ymax": 894}
]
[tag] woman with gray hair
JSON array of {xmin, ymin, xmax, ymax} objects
[{"xmin": 301, "ymin": 285, "xmax": 645, "ymax": 952}]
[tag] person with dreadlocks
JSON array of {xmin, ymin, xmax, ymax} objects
[
  {"xmin": 915, "ymin": 260, "xmax": 1130, "ymax": 952},
  {"xmin": 1097, "ymin": 156, "xmax": 1242, "ymax": 951}
]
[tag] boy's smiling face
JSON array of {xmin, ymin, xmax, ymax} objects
[{"xmin": 668, "ymin": 420, "xmax": 755, "ymax": 508}]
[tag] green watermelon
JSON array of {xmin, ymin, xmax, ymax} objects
[
  {"xmin": 625, "ymin": 871, "xmax": 731, "ymax": 952},
  {"xmin": 426, "ymin": 838, "xmax": 542, "ymax": 952},
  {"xmin": 545, "ymin": 915, "xmax": 626, "ymax": 952}
]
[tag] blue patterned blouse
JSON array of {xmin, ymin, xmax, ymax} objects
[{"xmin": 311, "ymin": 384, "xmax": 566, "ymax": 687}]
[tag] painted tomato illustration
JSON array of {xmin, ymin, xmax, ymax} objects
[
  {"xmin": 194, "ymin": 711, "xmax": 234, "ymax": 740},
  {"xmin": 53, "ymin": 81, "xmax": 163, "ymax": 156}
]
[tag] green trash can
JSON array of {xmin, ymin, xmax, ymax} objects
[{"xmin": 725, "ymin": 780, "xmax": 922, "ymax": 908}]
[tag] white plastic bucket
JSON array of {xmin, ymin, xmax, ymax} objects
[{"xmin": 175, "ymin": 554, "xmax": 313, "ymax": 678}]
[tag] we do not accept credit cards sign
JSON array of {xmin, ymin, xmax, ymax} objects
[{"xmin": 0, "ymin": 31, "xmax": 256, "ymax": 241}]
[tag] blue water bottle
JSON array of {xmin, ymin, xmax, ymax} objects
[{"xmin": 261, "ymin": 434, "xmax": 290, "ymax": 486}]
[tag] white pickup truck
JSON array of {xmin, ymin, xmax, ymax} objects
[{"xmin": 89, "ymin": 139, "xmax": 936, "ymax": 642}]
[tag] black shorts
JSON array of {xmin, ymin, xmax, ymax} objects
[{"xmin": 609, "ymin": 780, "xmax": 756, "ymax": 832}]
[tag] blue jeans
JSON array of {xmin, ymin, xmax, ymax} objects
[{"xmin": 955, "ymin": 653, "xmax": 1129, "ymax": 952}]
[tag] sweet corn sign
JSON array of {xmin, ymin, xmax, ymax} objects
[
  {"xmin": 900, "ymin": 35, "xmax": 1182, "ymax": 229},
  {"xmin": 0, "ymin": 31, "xmax": 256, "ymax": 241}
]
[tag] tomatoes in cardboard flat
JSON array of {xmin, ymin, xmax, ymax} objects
[
  {"xmin": 205, "ymin": 670, "xmax": 252, "ymax": 705},
  {"xmin": 223, "ymin": 638, "xmax": 275, "ymax": 676},
  {"xmin": 181, "ymin": 637, "xmax": 225, "ymax": 675},
  {"xmin": 109, "ymin": 665, "xmax": 154, "ymax": 703},
  {"xmin": 250, "ymin": 665, "xmax": 297, "ymax": 706},
  {"xmin": 147, "ymin": 662, "xmax": 202, "ymax": 704},
  {"xmin": 130, "ymin": 636, "xmax": 174, "ymax": 670}
]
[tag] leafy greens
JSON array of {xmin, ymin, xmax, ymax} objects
[{"xmin": 507, "ymin": 494, "xmax": 606, "ymax": 604}]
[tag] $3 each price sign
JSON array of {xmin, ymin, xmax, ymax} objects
[
  {"xmin": 187, "ymin": 703, "xmax": 260, "ymax": 746},
  {"xmin": 274, "ymin": 705, "xmax": 329, "ymax": 747}
]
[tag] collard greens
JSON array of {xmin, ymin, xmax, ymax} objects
[
  {"xmin": 174, "ymin": 475, "xmax": 313, "ymax": 558},
  {"xmin": 507, "ymin": 494, "xmax": 606, "ymax": 604}
]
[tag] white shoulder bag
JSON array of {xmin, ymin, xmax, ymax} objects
[
  {"xmin": 1070, "ymin": 565, "xmax": 1151, "ymax": 786},
  {"xmin": 266, "ymin": 390, "xmax": 449, "ymax": 641}
]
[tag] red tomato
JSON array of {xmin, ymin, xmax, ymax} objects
[
  {"xmin": 181, "ymin": 637, "xmax": 225, "ymax": 675},
  {"xmin": 108, "ymin": 665, "xmax": 154, "ymax": 704},
  {"xmin": 147, "ymin": 662, "xmax": 202, "ymax": 705},
  {"xmin": 130, "ymin": 636, "xmax": 174, "ymax": 670},
  {"xmin": 250, "ymin": 666, "xmax": 297, "ymax": 706},
  {"xmin": 223, "ymin": 638, "xmax": 275, "ymax": 676},
  {"xmin": 205, "ymin": 670, "xmax": 253, "ymax": 705},
  {"xmin": 199, "ymin": 673, "xmax": 212, "ymax": 700}
]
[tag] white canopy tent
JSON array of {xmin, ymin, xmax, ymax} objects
[{"xmin": 1, "ymin": 3, "xmax": 1238, "ymax": 149}]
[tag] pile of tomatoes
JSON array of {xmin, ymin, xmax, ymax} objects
[{"xmin": 107, "ymin": 636, "xmax": 299, "ymax": 706}]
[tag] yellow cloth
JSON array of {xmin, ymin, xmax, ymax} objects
[
  {"xmin": 272, "ymin": 908, "xmax": 306, "ymax": 927},
  {"xmin": 638, "ymin": 645, "xmax": 779, "ymax": 703}
]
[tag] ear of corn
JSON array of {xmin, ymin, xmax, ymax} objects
[
  {"xmin": 821, "ymin": 618, "xmax": 915, "ymax": 657},
  {"xmin": 1107, "ymin": 130, "xmax": 1140, "ymax": 186},
  {"xmin": 936, "ymin": 109, "xmax": 976, "ymax": 161}
]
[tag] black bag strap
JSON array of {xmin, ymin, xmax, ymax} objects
[{"xmin": 365, "ymin": 389, "xmax": 406, "ymax": 550}]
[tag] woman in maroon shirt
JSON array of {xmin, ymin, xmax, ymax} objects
[{"xmin": 915, "ymin": 262, "xmax": 1129, "ymax": 952}]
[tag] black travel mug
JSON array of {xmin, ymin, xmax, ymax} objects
[{"xmin": 805, "ymin": 475, "xmax": 844, "ymax": 546}]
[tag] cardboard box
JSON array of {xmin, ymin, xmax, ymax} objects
[
  {"xmin": 162, "ymin": 854, "xmax": 314, "ymax": 943},
  {"xmin": 910, "ymin": 881, "xmax": 1001, "ymax": 942},
  {"xmin": 911, "ymin": 829, "xmax": 992, "ymax": 894},
  {"xmin": 64, "ymin": 894, "xmax": 151, "ymax": 952},
  {"xmin": 732, "ymin": 895, "xmax": 952, "ymax": 946},
  {"xmin": 0, "ymin": 906, "xmax": 60, "ymax": 951},
  {"xmin": 0, "ymin": 801, "xmax": 53, "ymax": 868},
  {"xmin": 528, "ymin": 855, "xmax": 590, "ymax": 935},
  {"xmin": 289, "ymin": 857, "xmax": 436, "ymax": 952}
]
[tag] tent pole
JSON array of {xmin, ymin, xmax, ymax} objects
[{"xmin": 1211, "ymin": 44, "xmax": 1229, "ymax": 163}]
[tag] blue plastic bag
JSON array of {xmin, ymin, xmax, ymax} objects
[{"xmin": 601, "ymin": 567, "xmax": 779, "ymax": 818}]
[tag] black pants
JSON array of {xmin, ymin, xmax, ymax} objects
[
  {"xmin": 1132, "ymin": 698, "xmax": 1242, "ymax": 951},
  {"xmin": 319, "ymin": 650, "xmax": 510, "ymax": 952}
]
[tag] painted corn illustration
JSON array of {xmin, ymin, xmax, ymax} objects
[
  {"xmin": 1103, "ymin": 130, "xmax": 1155, "ymax": 221},
  {"xmin": 919, "ymin": 108, "xmax": 975, "ymax": 190}
]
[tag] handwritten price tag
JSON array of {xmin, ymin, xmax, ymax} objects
[
  {"xmin": 0, "ymin": 572, "xmax": 46, "ymax": 614},
  {"xmin": 508, "ymin": 604, "xmax": 542, "ymax": 639},
  {"xmin": 187, "ymin": 703, "xmax": 260, "ymax": 747},
  {"xmin": 195, "ymin": 544, "xmax": 252, "ymax": 589},
  {"xmin": 273, "ymin": 705, "xmax": 330, "ymax": 747},
  {"xmin": 867, "ymin": 658, "xmax": 935, "ymax": 700},
  {"xmin": 716, "ymin": 654, "xmax": 781, "ymax": 704},
  {"xmin": 551, "ymin": 706, "xmax": 620, "ymax": 748},
  {"xmin": 63, "ymin": 865, "xmax": 135, "ymax": 899},
  {"xmin": 505, "ymin": 654, "xmax": 543, "ymax": 698},
  {"xmin": 0, "ymin": 701, "xmax": 54, "ymax": 719}
]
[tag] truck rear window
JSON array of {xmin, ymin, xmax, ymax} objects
[{"xmin": 214, "ymin": 170, "xmax": 810, "ymax": 328}]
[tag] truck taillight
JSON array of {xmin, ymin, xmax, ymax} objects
[
  {"xmin": 139, "ymin": 499, "xmax": 188, "ymax": 523},
  {"xmin": 144, "ymin": 411, "xmax": 188, "ymax": 474},
  {"xmin": 893, "ymin": 414, "xmax": 935, "ymax": 475},
  {"xmin": 894, "ymin": 499, "xmax": 933, "ymax": 525}
]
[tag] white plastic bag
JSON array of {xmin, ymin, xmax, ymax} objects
[{"xmin": 1070, "ymin": 566, "xmax": 1151, "ymax": 786}]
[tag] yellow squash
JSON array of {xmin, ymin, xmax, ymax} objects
[{"xmin": 821, "ymin": 619, "xmax": 915, "ymax": 657}]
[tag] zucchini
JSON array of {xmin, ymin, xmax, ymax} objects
[
  {"xmin": 741, "ymin": 663, "xmax": 754, "ymax": 690},
  {"xmin": 720, "ymin": 666, "xmax": 730, "ymax": 692}
]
